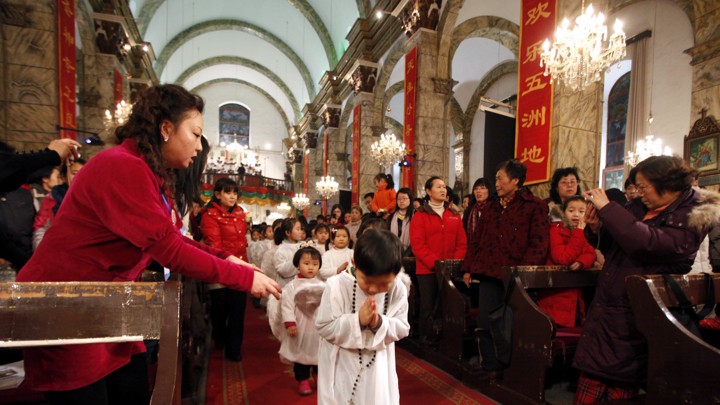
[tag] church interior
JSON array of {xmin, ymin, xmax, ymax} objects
[{"xmin": 1, "ymin": 0, "xmax": 720, "ymax": 404}]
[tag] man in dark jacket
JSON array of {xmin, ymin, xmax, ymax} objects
[{"xmin": 462, "ymin": 159, "xmax": 549, "ymax": 371}]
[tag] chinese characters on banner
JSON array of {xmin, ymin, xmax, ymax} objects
[
  {"xmin": 322, "ymin": 132, "xmax": 329, "ymax": 215},
  {"xmin": 515, "ymin": 0, "xmax": 556, "ymax": 184},
  {"xmin": 57, "ymin": 0, "xmax": 76, "ymax": 139},
  {"xmin": 303, "ymin": 150, "xmax": 309, "ymax": 217},
  {"xmin": 351, "ymin": 105, "xmax": 361, "ymax": 205},
  {"xmin": 114, "ymin": 70, "xmax": 123, "ymax": 106},
  {"xmin": 402, "ymin": 47, "xmax": 417, "ymax": 190}
]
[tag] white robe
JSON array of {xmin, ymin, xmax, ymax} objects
[
  {"xmin": 273, "ymin": 240, "xmax": 301, "ymax": 287},
  {"xmin": 320, "ymin": 247, "xmax": 354, "ymax": 280},
  {"xmin": 278, "ymin": 276, "xmax": 326, "ymax": 365},
  {"xmin": 315, "ymin": 271, "xmax": 410, "ymax": 405}
]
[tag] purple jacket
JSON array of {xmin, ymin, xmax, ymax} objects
[
  {"xmin": 462, "ymin": 187, "xmax": 549, "ymax": 279},
  {"xmin": 573, "ymin": 188, "xmax": 714, "ymax": 383}
]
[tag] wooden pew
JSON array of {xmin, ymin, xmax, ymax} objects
[
  {"xmin": 0, "ymin": 282, "xmax": 182, "ymax": 405},
  {"xmin": 489, "ymin": 265, "xmax": 600, "ymax": 405},
  {"xmin": 626, "ymin": 273, "xmax": 720, "ymax": 404},
  {"xmin": 435, "ymin": 259, "xmax": 475, "ymax": 363}
]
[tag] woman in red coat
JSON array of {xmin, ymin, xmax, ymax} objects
[
  {"xmin": 16, "ymin": 84, "xmax": 280, "ymax": 404},
  {"xmin": 201, "ymin": 177, "xmax": 249, "ymax": 361},
  {"xmin": 410, "ymin": 176, "xmax": 467, "ymax": 344}
]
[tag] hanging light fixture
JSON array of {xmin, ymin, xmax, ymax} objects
[
  {"xmin": 292, "ymin": 193, "xmax": 310, "ymax": 211},
  {"xmin": 277, "ymin": 202, "xmax": 292, "ymax": 213},
  {"xmin": 540, "ymin": 1, "xmax": 626, "ymax": 91},
  {"xmin": 103, "ymin": 100, "xmax": 133, "ymax": 131},
  {"xmin": 370, "ymin": 132, "xmax": 407, "ymax": 169},
  {"xmin": 625, "ymin": 115, "xmax": 671, "ymax": 167},
  {"xmin": 316, "ymin": 176, "xmax": 339, "ymax": 200}
]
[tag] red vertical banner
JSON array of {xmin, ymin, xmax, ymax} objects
[
  {"xmin": 515, "ymin": 0, "xmax": 556, "ymax": 184},
  {"xmin": 114, "ymin": 70, "xmax": 123, "ymax": 106},
  {"xmin": 57, "ymin": 0, "xmax": 76, "ymax": 139},
  {"xmin": 402, "ymin": 47, "xmax": 417, "ymax": 191},
  {"xmin": 322, "ymin": 132, "xmax": 329, "ymax": 216},
  {"xmin": 303, "ymin": 152, "xmax": 309, "ymax": 217},
  {"xmin": 351, "ymin": 105, "xmax": 361, "ymax": 205}
]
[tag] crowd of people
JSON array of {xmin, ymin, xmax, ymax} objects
[{"xmin": 2, "ymin": 83, "xmax": 720, "ymax": 405}]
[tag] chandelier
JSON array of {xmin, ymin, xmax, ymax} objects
[
  {"xmin": 625, "ymin": 135, "xmax": 671, "ymax": 167},
  {"xmin": 292, "ymin": 193, "xmax": 310, "ymax": 211},
  {"xmin": 370, "ymin": 132, "xmax": 406, "ymax": 168},
  {"xmin": 316, "ymin": 176, "xmax": 339, "ymax": 200},
  {"xmin": 540, "ymin": 2, "xmax": 626, "ymax": 91},
  {"xmin": 103, "ymin": 100, "xmax": 133, "ymax": 130},
  {"xmin": 277, "ymin": 202, "xmax": 292, "ymax": 213}
]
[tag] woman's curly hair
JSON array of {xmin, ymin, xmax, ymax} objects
[
  {"xmin": 635, "ymin": 155, "xmax": 694, "ymax": 195},
  {"xmin": 114, "ymin": 84, "xmax": 204, "ymax": 195}
]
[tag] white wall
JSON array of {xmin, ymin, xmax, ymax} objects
[{"xmin": 195, "ymin": 81, "xmax": 288, "ymax": 179}]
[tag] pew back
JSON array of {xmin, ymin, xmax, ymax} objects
[
  {"xmin": 626, "ymin": 273, "xmax": 720, "ymax": 404},
  {"xmin": 0, "ymin": 282, "xmax": 182, "ymax": 405},
  {"xmin": 502, "ymin": 265, "xmax": 600, "ymax": 404}
]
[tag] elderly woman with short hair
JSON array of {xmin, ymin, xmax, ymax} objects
[{"xmin": 573, "ymin": 155, "xmax": 720, "ymax": 404}]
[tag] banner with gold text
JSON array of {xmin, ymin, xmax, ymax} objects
[
  {"xmin": 351, "ymin": 105, "xmax": 361, "ymax": 205},
  {"xmin": 57, "ymin": 0, "xmax": 76, "ymax": 139},
  {"xmin": 322, "ymin": 131, "xmax": 329, "ymax": 215},
  {"xmin": 515, "ymin": 0, "xmax": 556, "ymax": 184},
  {"xmin": 303, "ymin": 151, "xmax": 309, "ymax": 217},
  {"xmin": 402, "ymin": 47, "xmax": 417, "ymax": 191}
]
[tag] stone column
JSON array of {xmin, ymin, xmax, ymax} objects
[
  {"xmin": 320, "ymin": 104, "xmax": 345, "ymax": 210},
  {"xmin": 687, "ymin": 2, "xmax": 720, "ymax": 125},
  {"xmin": 345, "ymin": 60, "xmax": 383, "ymax": 203},
  {"xmin": 407, "ymin": 29, "xmax": 451, "ymax": 196}
]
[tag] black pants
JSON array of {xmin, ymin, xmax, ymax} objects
[
  {"xmin": 45, "ymin": 353, "xmax": 149, "ymax": 405},
  {"xmin": 416, "ymin": 274, "xmax": 442, "ymax": 342},
  {"xmin": 293, "ymin": 363, "xmax": 318, "ymax": 381},
  {"xmin": 475, "ymin": 274, "xmax": 505, "ymax": 371},
  {"xmin": 210, "ymin": 288, "xmax": 247, "ymax": 359}
]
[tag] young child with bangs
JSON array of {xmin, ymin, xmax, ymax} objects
[
  {"xmin": 279, "ymin": 245, "xmax": 326, "ymax": 396},
  {"xmin": 315, "ymin": 229, "xmax": 410, "ymax": 405},
  {"xmin": 319, "ymin": 225, "xmax": 354, "ymax": 280},
  {"xmin": 313, "ymin": 223, "xmax": 331, "ymax": 255},
  {"xmin": 538, "ymin": 195, "xmax": 597, "ymax": 328}
]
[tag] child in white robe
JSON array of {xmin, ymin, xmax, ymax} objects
[
  {"xmin": 279, "ymin": 245, "xmax": 326, "ymax": 396},
  {"xmin": 319, "ymin": 225, "xmax": 354, "ymax": 280},
  {"xmin": 314, "ymin": 223, "xmax": 331, "ymax": 255},
  {"xmin": 268, "ymin": 218, "xmax": 303, "ymax": 340},
  {"xmin": 315, "ymin": 229, "xmax": 410, "ymax": 405}
]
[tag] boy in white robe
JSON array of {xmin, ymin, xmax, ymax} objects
[
  {"xmin": 315, "ymin": 229, "xmax": 410, "ymax": 405},
  {"xmin": 280, "ymin": 245, "xmax": 326, "ymax": 395}
]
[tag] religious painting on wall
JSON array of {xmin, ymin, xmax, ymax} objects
[
  {"xmin": 219, "ymin": 103, "xmax": 250, "ymax": 147},
  {"xmin": 603, "ymin": 166, "xmax": 624, "ymax": 190},
  {"xmin": 684, "ymin": 112, "xmax": 720, "ymax": 182},
  {"xmin": 606, "ymin": 72, "xmax": 631, "ymax": 167}
]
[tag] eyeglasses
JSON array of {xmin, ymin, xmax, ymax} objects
[
  {"xmin": 635, "ymin": 183, "xmax": 651, "ymax": 195},
  {"xmin": 397, "ymin": 197, "xmax": 410, "ymax": 201},
  {"xmin": 559, "ymin": 180, "xmax": 578, "ymax": 186}
]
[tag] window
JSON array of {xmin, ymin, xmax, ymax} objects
[
  {"xmin": 606, "ymin": 72, "xmax": 630, "ymax": 167},
  {"xmin": 219, "ymin": 103, "xmax": 250, "ymax": 147}
]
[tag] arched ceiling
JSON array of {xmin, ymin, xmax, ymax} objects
[{"xmin": 130, "ymin": 0, "xmax": 360, "ymax": 124}]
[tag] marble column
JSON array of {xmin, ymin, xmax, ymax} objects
[
  {"xmin": 407, "ymin": 29, "xmax": 451, "ymax": 196},
  {"xmin": 355, "ymin": 93, "xmax": 384, "ymax": 202},
  {"xmin": 687, "ymin": 2, "xmax": 720, "ymax": 126}
]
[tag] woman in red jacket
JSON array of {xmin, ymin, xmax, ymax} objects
[
  {"xmin": 16, "ymin": 84, "xmax": 280, "ymax": 404},
  {"xmin": 201, "ymin": 177, "xmax": 249, "ymax": 361},
  {"xmin": 410, "ymin": 176, "xmax": 467, "ymax": 344},
  {"xmin": 370, "ymin": 173, "xmax": 397, "ymax": 219}
]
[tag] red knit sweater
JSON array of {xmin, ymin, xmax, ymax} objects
[{"xmin": 16, "ymin": 139, "xmax": 254, "ymax": 391}]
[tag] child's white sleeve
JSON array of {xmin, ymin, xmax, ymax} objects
[
  {"xmin": 274, "ymin": 245, "xmax": 297, "ymax": 280},
  {"xmin": 315, "ymin": 278, "xmax": 364, "ymax": 349},
  {"xmin": 280, "ymin": 281, "xmax": 297, "ymax": 324},
  {"xmin": 319, "ymin": 251, "xmax": 338, "ymax": 280}
]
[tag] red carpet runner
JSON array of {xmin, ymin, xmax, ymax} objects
[{"xmin": 206, "ymin": 303, "xmax": 498, "ymax": 404}]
